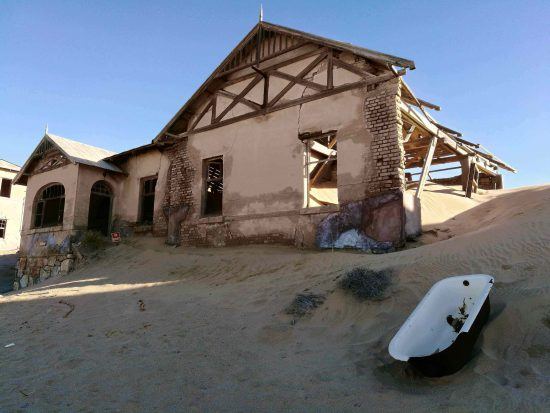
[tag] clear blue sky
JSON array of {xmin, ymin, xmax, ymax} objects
[{"xmin": 1, "ymin": 0, "xmax": 548, "ymax": 187}]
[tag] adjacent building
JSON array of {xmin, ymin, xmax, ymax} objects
[
  {"xmin": 0, "ymin": 160, "xmax": 26, "ymax": 252},
  {"xmin": 12, "ymin": 21, "xmax": 514, "ymax": 288}
]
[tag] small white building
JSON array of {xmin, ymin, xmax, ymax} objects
[{"xmin": 0, "ymin": 160, "xmax": 26, "ymax": 251}]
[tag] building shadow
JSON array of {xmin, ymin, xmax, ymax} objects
[{"xmin": 0, "ymin": 252, "xmax": 17, "ymax": 293}]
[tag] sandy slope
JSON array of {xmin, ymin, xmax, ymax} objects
[{"xmin": 1, "ymin": 185, "xmax": 549, "ymax": 412}]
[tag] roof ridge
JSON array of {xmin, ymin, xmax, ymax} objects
[{"xmin": 45, "ymin": 132, "xmax": 118, "ymax": 156}]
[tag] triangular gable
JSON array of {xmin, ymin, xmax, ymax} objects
[
  {"xmin": 154, "ymin": 21, "xmax": 415, "ymax": 142},
  {"xmin": 14, "ymin": 133, "xmax": 122, "ymax": 185}
]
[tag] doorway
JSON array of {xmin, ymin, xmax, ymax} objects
[{"xmin": 87, "ymin": 181, "xmax": 113, "ymax": 236}]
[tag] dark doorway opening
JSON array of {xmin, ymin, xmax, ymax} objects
[
  {"xmin": 203, "ymin": 157, "xmax": 223, "ymax": 216},
  {"xmin": 139, "ymin": 177, "xmax": 157, "ymax": 224},
  {"xmin": 87, "ymin": 181, "xmax": 112, "ymax": 236}
]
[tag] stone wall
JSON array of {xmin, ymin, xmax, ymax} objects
[
  {"xmin": 14, "ymin": 252, "xmax": 80, "ymax": 290},
  {"xmin": 14, "ymin": 227, "xmax": 85, "ymax": 290}
]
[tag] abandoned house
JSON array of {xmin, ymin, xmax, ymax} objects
[
  {"xmin": 0, "ymin": 160, "xmax": 26, "ymax": 251},
  {"xmin": 12, "ymin": 21, "xmax": 515, "ymax": 289}
]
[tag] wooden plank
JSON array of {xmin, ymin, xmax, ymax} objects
[
  {"xmin": 415, "ymin": 136, "xmax": 438, "ymax": 199},
  {"xmin": 332, "ymin": 56, "xmax": 377, "ymax": 78}
]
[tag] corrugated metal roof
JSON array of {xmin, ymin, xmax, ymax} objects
[
  {"xmin": 46, "ymin": 133, "xmax": 122, "ymax": 173},
  {"xmin": 0, "ymin": 159, "xmax": 21, "ymax": 172}
]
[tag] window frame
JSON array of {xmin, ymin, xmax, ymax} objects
[
  {"xmin": 201, "ymin": 156, "xmax": 224, "ymax": 217},
  {"xmin": 0, "ymin": 178, "xmax": 12, "ymax": 198},
  {"xmin": 138, "ymin": 175, "xmax": 157, "ymax": 224},
  {"xmin": 302, "ymin": 132, "xmax": 338, "ymax": 208},
  {"xmin": 33, "ymin": 183, "xmax": 65, "ymax": 229}
]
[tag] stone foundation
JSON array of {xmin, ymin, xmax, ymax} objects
[
  {"xmin": 14, "ymin": 228, "xmax": 86, "ymax": 291},
  {"xmin": 13, "ymin": 252, "xmax": 81, "ymax": 290}
]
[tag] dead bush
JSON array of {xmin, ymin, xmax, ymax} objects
[
  {"xmin": 339, "ymin": 267, "xmax": 392, "ymax": 300},
  {"xmin": 80, "ymin": 231, "xmax": 108, "ymax": 251},
  {"xmin": 285, "ymin": 293, "xmax": 326, "ymax": 317}
]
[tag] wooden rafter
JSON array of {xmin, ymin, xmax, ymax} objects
[{"xmin": 415, "ymin": 136, "xmax": 438, "ymax": 199}]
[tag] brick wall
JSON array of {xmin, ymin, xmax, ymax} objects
[
  {"xmin": 153, "ymin": 138, "xmax": 198, "ymax": 242},
  {"xmin": 363, "ymin": 79, "xmax": 406, "ymax": 197}
]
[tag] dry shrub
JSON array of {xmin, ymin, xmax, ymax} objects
[
  {"xmin": 80, "ymin": 231, "xmax": 108, "ymax": 251},
  {"xmin": 285, "ymin": 293, "xmax": 326, "ymax": 317},
  {"xmin": 340, "ymin": 267, "xmax": 392, "ymax": 300}
]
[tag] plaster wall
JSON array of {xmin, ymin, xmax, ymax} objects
[
  {"xmin": 113, "ymin": 150, "xmax": 170, "ymax": 225},
  {"xmin": 0, "ymin": 169, "xmax": 26, "ymax": 251},
  {"xmin": 21, "ymin": 162, "xmax": 79, "ymax": 233},
  {"xmin": 185, "ymin": 85, "xmax": 374, "ymax": 224}
]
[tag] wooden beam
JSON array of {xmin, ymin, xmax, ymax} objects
[
  {"xmin": 403, "ymin": 125, "xmax": 415, "ymax": 142},
  {"xmin": 309, "ymin": 136, "xmax": 337, "ymax": 186},
  {"xmin": 263, "ymin": 74, "xmax": 269, "ymax": 108},
  {"xmin": 181, "ymin": 71, "xmax": 401, "ymax": 137},
  {"xmin": 270, "ymin": 70, "xmax": 326, "ymax": 91},
  {"xmin": 268, "ymin": 52, "xmax": 327, "ymax": 107},
  {"xmin": 211, "ymin": 97, "xmax": 216, "ymax": 123},
  {"xmin": 407, "ymin": 154, "xmax": 467, "ymax": 169},
  {"xmin": 218, "ymin": 41, "xmax": 313, "ymax": 80},
  {"xmin": 415, "ymin": 136, "xmax": 438, "ymax": 199},
  {"xmin": 216, "ymin": 89, "xmax": 262, "ymax": 111},
  {"xmin": 417, "ymin": 98, "xmax": 440, "ymax": 111},
  {"xmin": 189, "ymin": 99, "xmax": 213, "ymax": 131},
  {"xmin": 214, "ymin": 75, "xmax": 263, "ymax": 123},
  {"xmin": 327, "ymin": 49, "xmax": 333, "ymax": 89},
  {"xmin": 465, "ymin": 160, "xmax": 477, "ymax": 198},
  {"xmin": 332, "ymin": 56, "xmax": 376, "ymax": 78}
]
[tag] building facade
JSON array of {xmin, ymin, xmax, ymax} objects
[
  {"xmin": 12, "ymin": 22, "xmax": 514, "ymax": 289},
  {"xmin": 0, "ymin": 160, "xmax": 26, "ymax": 252}
]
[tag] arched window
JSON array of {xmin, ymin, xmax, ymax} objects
[
  {"xmin": 34, "ymin": 184, "xmax": 65, "ymax": 228},
  {"xmin": 91, "ymin": 180, "xmax": 112, "ymax": 196}
]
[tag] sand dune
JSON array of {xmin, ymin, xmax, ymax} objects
[{"xmin": 1, "ymin": 185, "xmax": 549, "ymax": 412}]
